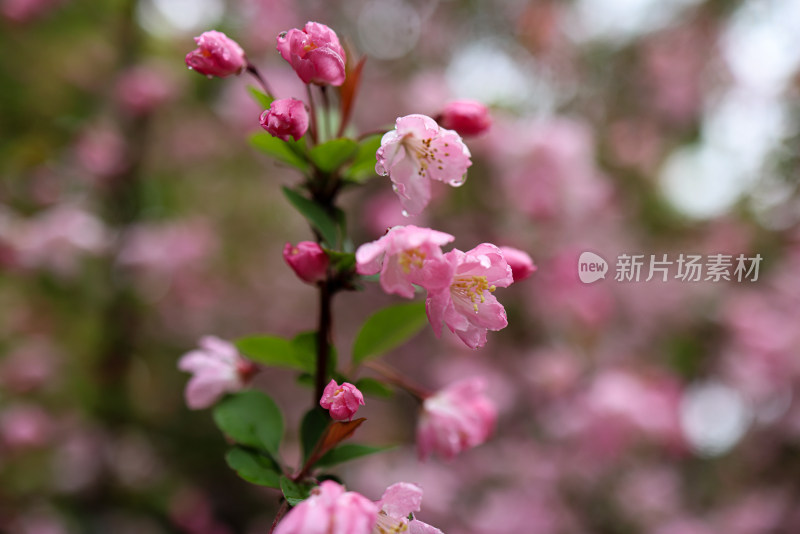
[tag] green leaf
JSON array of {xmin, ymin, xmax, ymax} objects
[
  {"xmin": 324, "ymin": 249, "xmax": 356, "ymax": 272},
  {"xmin": 250, "ymin": 133, "xmax": 308, "ymax": 171},
  {"xmin": 235, "ymin": 335, "xmax": 308, "ymax": 371},
  {"xmin": 343, "ymin": 134, "xmax": 383, "ymax": 183},
  {"xmin": 316, "ymin": 443, "xmax": 394, "ymax": 468},
  {"xmin": 281, "ymin": 187, "xmax": 339, "ymax": 247},
  {"xmin": 309, "ymin": 138, "xmax": 359, "ymax": 174},
  {"xmin": 300, "ymin": 407, "xmax": 330, "ymax": 462},
  {"xmin": 291, "ymin": 331, "xmax": 337, "ymax": 376},
  {"xmin": 225, "ymin": 447, "xmax": 282, "ymax": 488},
  {"xmin": 352, "ymin": 301, "xmax": 428, "ymax": 366},
  {"xmin": 280, "ymin": 476, "xmax": 314, "ymax": 506},
  {"xmin": 248, "ymin": 86, "xmax": 274, "ymax": 110},
  {"xmin": 212, "ymin": 391, "xmax": 284, "ymax": 457},
  {"xmin": 354, "ymin": 377, "xmax": 394, "ymax": 398}
]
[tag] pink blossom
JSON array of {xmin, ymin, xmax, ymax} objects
[
  {"xmin": 355, "ymin": 225, "xmax": 454, "ymax": 298},
  {"xmin": 417, "ymin": 377, "xmax": 497, "ymax": 460},
  {"xmin": 320, "ymin": 379, "xmax": 365, "ymax": 421},
  {"xmin": 276, "ymin": 22, "xmax": 346, "ymax": 86},
  {"xmin": 260, "ymin": 98, "xmax": 309, "ymax": 141},
  {"xmin": 373, "ymin": 483, "xmax": 443, "ymax": 534},
  {"xmin": 499, "ymin": 246, "xmax": 536, "ymax": 282},
  {"xmin": 274, "ymin": 480, "xmax": 378, "ymax": 534},
  {"xmin": 115, "ymin": 63, "xmax": 177, "ymax": 116},
  {"xmin": 376, "ymin": 114, "xmax": 471, "ymax": 216},
  {"xmin": 0, "ymin": 404, "xmax": 53, "ymax": 450},
  {"xmin": 185, "ymin": 31, "xmax": 247, "ymax": 79},
  {"xmin": 425, "ymin": 243, "xmax": 513, "ymax": 349},
  {"xmin": 283, "ymin": 241, "xmax": 329, "ymax": 284},
  {"xmin": 177, "ymin": 336, "xmax": 256, "ymax": 410},
  {"xmin": 439, "ymin": 99, "xmax": 491, "ymax": 137}
]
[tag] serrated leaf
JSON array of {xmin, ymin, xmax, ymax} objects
[
  {"xmin": 236, "ymin": 335, "xmax": 308, "ymax": 371},
  {"xmin": 316, "ymin": 443, "xmax": 393, "ymax": 468},
  {"xmin": 250, "ymin": 133, "xmax": 308, "ymax": 171},
  {"xmin": 225, "ymin": 447, "xmax": 281, "ymax": 488},
  {"xmin": 309, "ymin": 138, "xmax": 359, "ymax": 174},
  {"xmin": 354, "ymin": 377, "xmax": 394, "ymax": 398},
  {"xmin": 352, "ymin": 301, "xmax": 428, "ymax": 366},
  {"xmin": 212, "ymin": 391, "xmax": 284, "ymax": 457},
  {"xmin": 280, "ymin": 476, "xmax": 314, "ymax": 506},
  {"xmin": 343, "ymin": 134, "xmax": 383, "ymax": 183},
  {"xmin": 282, "ymin": 187, "xmax": 339, "ymax": 247},
  {"xmin": 300, "ymin": 407, "xmax": 330, "ymax": 462},
  {"xmin": 248, "ymin": 86, "xmax": 274, "ymax": 110}
]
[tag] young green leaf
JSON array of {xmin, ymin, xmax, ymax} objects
[
  {"xmin": 352, "ymin": 301, "xmax": 428, "ymax": 366},
  {"xmin": 280, "ymin": 476, "xmax": 315, "ymax": 506},
  {"xmin": 281, "ymin": 187, "xmax": 339, "ymax": 247},
  {"xmin": 235, "ymin": 335, "xmax": 309, "ymax": 371},
  {"xmin": 212, "ymin": 391, "xmax": 284, "ymax": 457},
  {"xmin": 300, "ymin": 407, "xmax": 330, "ymax": 462},
  {"xmin": 250, "ymin": 133, "xmax": 309, "ymax": 171},
  {"xmin": 291, "ymin": 331, "xmax": 337, "ymax": 377},
  {"xmin": 354, "ymin": 377, "xmax": 394, "ymax": 398},
  {"xmin": 225, "ymin": 447, "xmax": 282, "ymax": 488},
  {"xmin": 316, "ymin": 443, "xmax": 394, "ymax": 468},
  {"xmin": 309, "ymin": 138, "xmax": 359, "ymax": 174},
  {"xmin": 248, "ymin": 86, "xmax": 274, "ymax": 110},
  {"xmin": 343, "ymin": 133, "xmax": 383, "ymax": 183}
]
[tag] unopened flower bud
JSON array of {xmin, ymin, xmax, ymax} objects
[
  {"xmin": 259, "ymin": 98, "xmax": 309, "ymax": 141},
  {"xmin": 276, "ymin": 22, "xmax": 347, "ymax": 86},
  {"xmin": 185, "ymin": 30, "xmax": 247, "ymax": 79},
  {"xmin": 320, "ymin": 379, "xmax": 365, "ymax": 421},
  {"xmin": 283, "ymin": 241, "xmax": 329, "ymax": 284},
  {"xmin": 440, "ymin": 99, "xmax": 492, "ymax": 137},
  {"xmin": 499, "ymin": 246, "xmax": 537, "ymax": 282}
]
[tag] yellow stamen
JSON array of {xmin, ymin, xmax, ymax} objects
[{"xmin": 451, "ymin": 275, "xmax": 495, "ymax": 312}]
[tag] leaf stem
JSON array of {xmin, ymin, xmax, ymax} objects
[
  {"xmin": 363, "ymin": 360, "xmax": 431, "ymax": 401},
  {"xmin": 246, "ymin": 63, "xmax": 274, "ymax": 99},
  {"xmin": 305, "ymin": 84, "xmax": 319, "ymax": 145},
  {"xmin": 315, "ymin": 281, "xmax": 332, "ymax": 405}
]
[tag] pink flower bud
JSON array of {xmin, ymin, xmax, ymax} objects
[
  {"xmin": 259, "ymin": 98, "xmax": 309, "ymax": 141},
  {"xmin": 283, "ymin": 241, "xmax": 329, "ymax": 284},
  {"xmin": 320, "ymin": 379, "xmax": 365, "ymax": 421},
  {"xmin": 417, "ymin": 377, "xmax": 496, "ymax": 460},
  {"xmin": 499, "ymin": 246, "xmax": 537, "ymax": 282},
  {"xmin": 439, "ymin": 99, "xmax": 492, "ymax": 137},
  {"xmin": 274, "ymin": 480, "xmax": 378, "ymax": 534},
  {"xmin": 276, "ymin": 22, "xmax": 347, "ymax": 86},
  {"xmin": 185, "ymin": 30, "xmax": 247, "ymax": 79}
]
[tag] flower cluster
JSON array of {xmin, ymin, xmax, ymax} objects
[{"xmin": 356, "ymin": 225, "xmax": 530, "ymax": 349}]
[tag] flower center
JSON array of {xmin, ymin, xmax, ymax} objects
[
  {"xmin": 402, "ymin": 135, "xmax": 445, "ymax": 178},
  {"xmin": 397, "ymin": 248, "xmax": 426, "ymax": 274},
  {"xmin": 374, "ymin": 512, "xmax": 409, "ymax": 534},
  {"xmin": 451, "ymin": 275, "xmax": 496, "ymax": 312}
]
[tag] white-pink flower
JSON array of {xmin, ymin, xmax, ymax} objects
[
  {"xmin": 177, "ymin": 336, "xmax": 256, "ymax": 410},
  {"xmin": 417, "ymin": 377, "xmax": 497, "ymax": 460},
  {"xmin": 320, "ymin": 379, "xmax": 365, "ymax": 421},
  {"xmin": 355, "ymin": 225, "xmax": 454, "ymax": 299},
  {"xmin": 275, "ymin": 480, "xmax": 378, "ymax": 534},
  {"xmin": 425, "ymin": 243, "xmax": 513, "ymax": 349},
  {"xmin": 373, "ymin": 482, "xmax": 443, "ymax": 534},
  {"xmin": 376, "ymin": 114, "xmax": 471, "ymax": 217}
]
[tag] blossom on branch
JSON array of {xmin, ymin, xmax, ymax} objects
[
  {"xmin": 440, "ymin": 99, "xmax": 492, "ymax": 137},
  {"xmin": 177, "ymin": 336, "xmax": 256, "ymax": 410},
  {"xmin": 426, "ymin": 243, "xmax": 513, "ymax": 349},
  {"xmin": 260, "ymin": 98, "xmax": 309, "ymax": 141},
  {"xmin": 355, "ymin": 225, "xmax": 454, "ymax": 299},
  {"xmin": 320, "ymin": 379, "xmax": 365, "ymax": 421},
  {"xmin": 283, "ymin": 241, "xmax": 329, "ymax": 284},
  {"xmin": 417, "ymin": 377, "xmax": 497, "ymax": 460},
  {"xmin": 374, "ymin": 482, "xmax": 443, "ymax": 534},
  {"xmin": 185, "ymin": 31, "xmax": 247, "ymax": 79},
  {"xmin": 274, "ymin": 480, "xmax": 378, "ymax": 534},
  {"xmin": 376, "ymin": 114, "xmax": 471, "ymax": 217},
  {"xmin": 276, "ymin": 22, "xmax": 347, "ymax": 86}
]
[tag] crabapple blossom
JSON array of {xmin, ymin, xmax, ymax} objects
[
  {"xmin": 177, "ymin": 336, "xmax": 256, "ymax": 410},
  {"xmin": 283, "ymin": 241, "xmax": 329, "ymax": 284},
  {"xmin": 499, "ymin": 246, "xmax": 537, "ymax": 282},
  {"xmin": 185, "ymin": 31, "xmax": 247, "ymax": 79},
  {"xmin": 320, "ymin": 379, "xmax": 365, "ymax": 421},
  {"xmin": 373, "ymin": 482, "xmax": 443, "ymax": 534},
  {"xmin": 274, "ymin": 480, "xmax": 378, "ymax": 534},
  {"xmin": 260, "ymin": 98, "xmax": 309, "ymax": 141},
  {"xmin": 417, "ymin": 377, "xmax": 497, "ymax": 460},
  {"xmin": 276, "ymin": 22, "xmax": 347, "ymax": 86},
  {"xmin": 376, "ymin": 114, "xmax": 471, "ymax": 217},
  {"xmin": 439, "ymin": 99, "xmax": 492, "ymax": 137},
  {"xmin": 355, "ymin": 225, "xmax": 454, "ymax": 299},
  {"xmin": 426, "ymin": 243, "xmax": 513, "ymax": 349}
]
